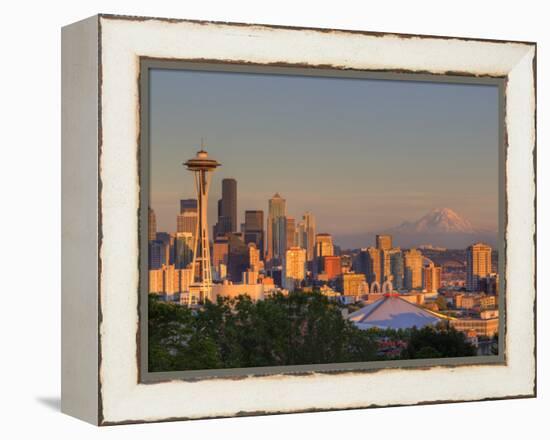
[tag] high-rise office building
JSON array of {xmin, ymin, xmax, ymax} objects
[
  {"xmin": 376, "ymin": 234, "xmax": 393, "ymax": 251},
  {"xmin": 389, "ymin": 248, "xmax": 404, "ymax": 290},
  {"xmin": 286, "ymin": 217, "xmax": 296, "ymax": 250},
  {"xmin": 303, "ymin": 212, "xmax": 316, "ymax": 262},
  {"xmin": 243, "ymin": 210, "xmax": 264, "ymax": 258},
  {"xmin": 284, "ymin": 247, "xmax": 306, "ymax": 290},
  {"xmin": 244, "ymin": 210, "xmax": 263, "ymax": 230},
  {"xmin": 227, "ymin": 232, "xmax": 249, "ymax": 283},
  {"xmin": 322, "ymin": 255, "xmax": 342, "ymax": 281},
  {"xmin": 404, "ymin": 248, "xmax": 423, "ymax": 290},
  {"xmin": 213, "ymin": 178, "xmax": 237, "ymax": 237},
  {"xmin": 180, "ymin": 199, "xmax": 198, "ymax": 214},
  {"xmin": 423, "ymin": 260, "xmax": 442, "ymax": 293},
  {"xmin": 380, "ymin": 249, "xmax": 392, "ymax": 281},
  {"xmin": 273, "ymin": 217, "xmax": 287, "ymax": 264},
  {"xmin": 266, "ymin": 193, "xmax": 286, "ymax": 263},
  {"xmin": 315, "ymin": 233, "xmax": 334, "ymax": 258},
  {"xmin": 212, "ymin": 236, "xmax": 229, "ymax": 280},
  {"xmin": 149, "ymin": 240, "xmax": 166, "ymax": 270},
  {"xmin": 315, "ymin": 233, "xmax": 334, "ymax": 275},
  {"xmin": 154, "ymin": 232, "xmax": 172, "ymax": 266},
  {"xmin": 174, "ymin": 232, "xmax": 194, "ymax": 269},
  {"xmin": 376, "ymin": 235, "xmax": 393, "ymax": 280},
  {"xmin": 177, "ymin": 199, "xmax": 198, "ymax": 235},
  {"xmin": 221, "ymin": 178, "xmax": 237, "ymax": 232},
  {"xmin": 356, "ymin": 247, "xmax": 381, "ymax": 285},
  {"xmin": 148, "ymin": 208, "xmax": 157, "ymax": 242},
  {"xmin": 466, "ymin": 243, "xmax": 492, "ymax": 291},
  {"xmin": 295, "ymin": 220, "xmax": 307, "ymax": 249},
  {"xmin": 248, "ymin": 243, "xmax": 261, "ymax": 272},
  {"xmin": 177, "ymin": 212, "xmax": 198, "ymax": 234}
]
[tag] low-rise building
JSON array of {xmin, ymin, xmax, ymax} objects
[{"xmin": 449, "ymin": 316, "xmax": 499, "ymax": 337}]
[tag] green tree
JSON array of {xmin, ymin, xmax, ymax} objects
[
  {"xmin": 401, "ymin": 326, "xmax": 476, "ymax": 359},
  {"xmin": 148, "ymin": 292, "xmax": 475, "ymax": 372}
]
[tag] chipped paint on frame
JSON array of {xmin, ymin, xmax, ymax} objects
[{"xmin": 95, "ymin": 14, "xmax": 536, "ymax": 425}]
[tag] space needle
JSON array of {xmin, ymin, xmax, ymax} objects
[{"xmin": 184, "ymin": 147, "xmax": 220, "ymax": 305}]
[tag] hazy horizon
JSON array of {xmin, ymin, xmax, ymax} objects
[{"xmin": 149, "ymin": 68, "xmax": 499, "ymax": 248}]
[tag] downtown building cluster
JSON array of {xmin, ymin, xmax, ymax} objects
[{"xmin": 148, "ymin": 178, "xmax": 497, "ymax": 310}]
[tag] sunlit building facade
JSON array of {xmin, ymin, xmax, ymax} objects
[
  {"xmin": 422, "ymin": 260, "xmax": 442, "ymax": 293},
  {"xmin": 404, "ymin": 248, "xmax": 423, "ymax": 290},
  {"xmin": 284, "ymin": 247, "xmax": 306, "ymax": 290},
  {"xmin": 266, "ymin": 193, "xmax": 286, "ymax": 264},
  {"xmin": 466, "ymin": 242, "xmax": 492, "ymax": 291}
]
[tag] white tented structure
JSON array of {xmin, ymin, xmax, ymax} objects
[{"xmin": 348, "ymin": 293, "xmax": 443, "ymax": 330}]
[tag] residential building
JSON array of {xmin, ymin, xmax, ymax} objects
[
  {"xmin": 404, "ymin": 248, "xmax": 423, "ymax": 290},
  {"xmin": 466, "ymin": 242, "xmax": 492, "ymax": 291},
  {"xmin": 422, "ymin": 260, "xmax": 442, "ymax": 293}
]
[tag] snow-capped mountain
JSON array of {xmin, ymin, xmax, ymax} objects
[{"xmin": 391, "ymin": 208, "xmax": 477, "ymax": 234}]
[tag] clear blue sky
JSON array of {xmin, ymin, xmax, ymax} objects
[{"xmin": 149, "ymin": 68, "xmax": 499, "ymax": 243}]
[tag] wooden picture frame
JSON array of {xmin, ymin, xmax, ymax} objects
[{"xmin": 61, "ymin": 14, "xmax": 536, "ymax": 425}]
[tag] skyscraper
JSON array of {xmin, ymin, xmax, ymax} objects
[
  {"xmin": 322, "ymin": 255, "xmax": 342, "ymax": 280},
  {"xmin": 376, "ymin": 234, "xmax": 393, "ymax": 251},
  {"xmin": 221, "ymin": 178, "xmax": 237, "ymax": 232},
  {"xmin": 284, "ymin": 247, "xmax": 306, "ymax": 290},
  {"xmin": 149, "ymin": 240, "xmax": 166, "ymax": 270},
  {"xmin": 357, "ymin": 247, "xmax": 381, "ymax": 285},
  {"xmin": 466, "ymin": 243, "xmax": 492, "ymax": 291},
  {"xmin": 248, "ymin": 242, "xmax": 261, "ymax": 272},
  {"xmin": 180, "ymin": 198, "xmax": 198, "ymax": 214},
  {"xmin": 315, "ymin": 233, "xmax": 334, "ymax": 275},
  {"xmin": 303, "ymin": 212, "xmax": 316, "ymax": 262},
  {"xmin": 174, "ymin": 232, "xmax": 194, "ymax": 269},
  {"xmin": 266, "ymin": 193, "xmax": 286, "ymax": 264},
  {"xmin": 177, "ymin": 199, "xmax": 198, "ymax": 235},
  {"xmin": 377, "ymin": 234, "xmax": 393, "ymax": 281},
  {"xmin": 148, "ymin": 208, "xmax": 157, "ymax": 242},
  {"xmin": 423, "ymin": 260, "xmax": 442, "ymax": 293},
  {"xmin": 243, "ymin": 210, "xmax": 264, "ymax": 258},
  {"xmin": 389, "ymin": 248, "xmax": 404, "ymax": 290},
  {"xmin": 212, "ymin": 235, "xmax": 229, "ymax": 280},
  {"xmin": 155, "ymin": 232, "xmax": 172, "ymax": 266},
  {"xmin": 295, "ymin": 220, "xmax": 307, "ymax": 249},
  {"xmin": 226, "ymin": 232, "xmax": 249, "ymax": 283},
  {"xmin": 315, "ymin": 233, "xmax": 334, "ymax": 258},
  {"xmin": 286, "ymin": 216, "xmax": 296, "ymax": 250},
  {"xmin": 404, "ymin": 248, "xmax": 423, "ymax": 290}
]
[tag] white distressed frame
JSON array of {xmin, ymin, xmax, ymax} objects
[{"xmin": 64, "ymin": 15, "xmax": 536, "ymax": 425}]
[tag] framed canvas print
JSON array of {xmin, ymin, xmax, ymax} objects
[{"xmin": 61, "ymin": 14, "xmax": 536, "ymax": 425}]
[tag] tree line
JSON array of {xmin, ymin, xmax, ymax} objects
[{"xmin": 148, "ymin": 291, "xmax": 476, "ymax": 372}]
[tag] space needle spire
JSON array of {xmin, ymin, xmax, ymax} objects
[{"xmin": 184, "ymin": 146, "xmax": 221, "ymax": 305}]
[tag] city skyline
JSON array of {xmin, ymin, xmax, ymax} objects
[{"xmin": 150, "ymin": 68, "xmax": 499, "ymax": 244}]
